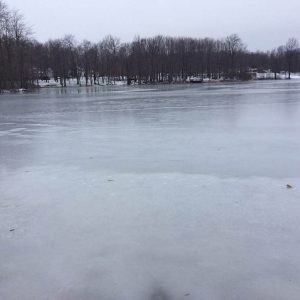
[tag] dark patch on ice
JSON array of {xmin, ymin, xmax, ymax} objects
[{"xmin": 150, "ymin": 287, "xmax": 171, "ymax": 300}]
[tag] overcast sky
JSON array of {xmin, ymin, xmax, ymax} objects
[{"xmin": 8, "ymin": 0, "xmax": 300, "ymax": 51}]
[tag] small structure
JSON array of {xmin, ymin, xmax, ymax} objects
[
  {"xmin": 189, "ymin": 77, "xmax": 203, "ymax": 83},
  {"xmin": 247, "ymin": 68, "xmax": 275, "ymax": 80}
]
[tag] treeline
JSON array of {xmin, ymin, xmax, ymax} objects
[{"xmin": 1, "ymin": 0, "xmax": 300, "ymax": 90}]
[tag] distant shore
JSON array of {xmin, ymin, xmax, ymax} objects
[{"xmin": 1, "ymin": 74, "xmax": 300, "ymax": 95}]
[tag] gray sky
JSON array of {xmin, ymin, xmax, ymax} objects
[{"xmin": 8, "ymin": 0, "xmax": 300, "ymax": 51}]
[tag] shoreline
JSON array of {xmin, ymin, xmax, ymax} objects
[{"xmin": 0, "ymin": 77, "xmax": 298, "ymax": 95}]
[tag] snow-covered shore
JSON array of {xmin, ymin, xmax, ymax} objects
[
  {"xmin": 1, "ymin": 73, "xmax": 300, "ymax": 94},
  {"xmin": 37, "ymin": 78, "xmax": 128, "ymax": 88}
]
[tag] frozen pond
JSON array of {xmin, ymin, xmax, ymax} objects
[{"xmin": 1, "ymin": 81, "xmax": 300, "ymax": 299}]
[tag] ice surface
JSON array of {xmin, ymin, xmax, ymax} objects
[{"xmin": 1, "ymin": 81, "xmax": 300, "ymax": 299}]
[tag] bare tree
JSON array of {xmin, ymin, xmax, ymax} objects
[
  {"xmin": 285, "ymin": 38, "xmax": 299, "ymax": 79},
  {"xmin": 225, "ymin": 34, "xmax": 246, "ymax": 79}
]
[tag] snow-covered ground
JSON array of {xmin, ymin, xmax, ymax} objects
[
  {"xmin": 291, "ymin": 73, "xmax": 300, "ymax": 79},
  {"xmin": 37, "ymin": 77, "xmax": 127, "ymax": 88},
  {"xmin": 36, "ymin": 73, "xmax": 300, "ymax": 88},
  {"xmin": 256, "ymin": 72, "xmax": 300, "ymax": 80},
  {"xmin": 1, "ymin": 80, "xmax": 300, "ymax": 299}
]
